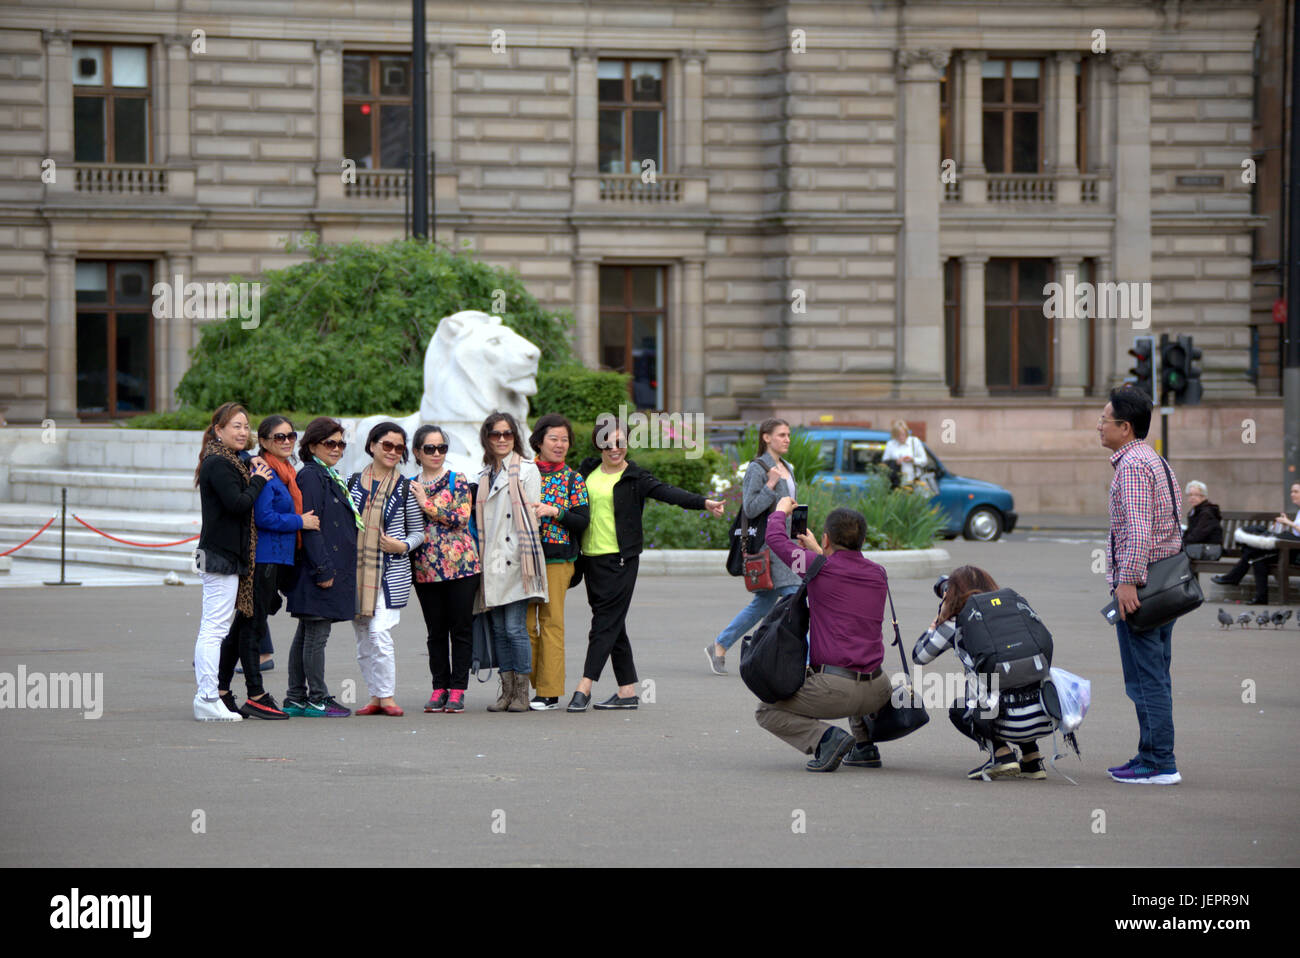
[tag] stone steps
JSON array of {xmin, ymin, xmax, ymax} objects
[
  {"xmin": 0, "ymin": 502, "xmax": 200, "ymax": 573},
  {"xmin": 9, "ymin": 466, "xmax": 201, "ymax": 512}
]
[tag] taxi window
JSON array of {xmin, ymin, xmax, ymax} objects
[
  {"xmin": 817, "ymin": 440, "xmax": 837, "ymax": 472},
  {"xmin": 843, "ymin": 440, "xmax": 885, "ymax": 473}
]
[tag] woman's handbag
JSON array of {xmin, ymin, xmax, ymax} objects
[
  {"xmin": 1120, "ymin": 458, "xmax": 1204, "ymax": 632},
  {"xmin": 862, "ymin": 584, "xmax": 930, "ymax": 742},
  {"xmin": 743, "ymin": 548, "xmax": 774, "ymax": 592},
  {"xmin": 740, "ymin": 556, "xmax": 827, "ymax": 703},
  {"xmin": 470, "ymin": 612, "xmax": 496, "ymax": 682},
  {"xmin": 1183, "ymin": 542, "xmax": 1222, "ymax": 561}
]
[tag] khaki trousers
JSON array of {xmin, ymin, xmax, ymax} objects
[
  {"xmin": 527, "ymin": 560, "xmax": 574, "ymax": 697},
  {"xmin": 755, "ymin": 670, "xmax": 893, "ymax": 754}
]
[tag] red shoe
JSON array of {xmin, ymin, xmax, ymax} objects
[
  {"xmin": 355, "ymin": 703, "xmax": 384, "ymax": 716},
  {"xmin": 380, "ymin": 704, "xmax": 404, "ymax": 717}
]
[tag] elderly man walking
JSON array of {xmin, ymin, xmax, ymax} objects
[{"xmin": 1098, "ymin": 385, "xmax": 1184, "ymax": 785}]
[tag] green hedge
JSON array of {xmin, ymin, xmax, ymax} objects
[
  {"xmin": 531, "ymin": 366, "xmax": 630, "ymax": 423},
  {"xmin": 176, "ymin": 234, "xmax": 574, "ymax": 414}
]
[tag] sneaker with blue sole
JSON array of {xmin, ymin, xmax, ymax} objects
[{"xmin": 1110, "ymin": 764, "xmax": 1181, "ymax": 785}]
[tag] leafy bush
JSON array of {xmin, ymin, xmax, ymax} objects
[
  {"xmin": 121, "ymin": 406, "xmax": 369, "ymax": 432},
  {"xmin": 531, "ymin": 366, "xmax": 630, "ymax": 423},
  {"xmin": 804, "ymin": 476, "xmax": 945, "ymax": 550},
  {"xmin": 735, "ymin": 424, "xmax": 825, "ymax": 484},
  {"xmin": 176, "ymin": 234, "xmax": 574, "ymax": 414},
  {"xmin": 642, "ymin": 483, "xmax": 737, "ymax": 550}
]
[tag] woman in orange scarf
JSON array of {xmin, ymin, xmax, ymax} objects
[{"xmin": 217, "ymin": 415, "xmax": 320, "ymax": 718}]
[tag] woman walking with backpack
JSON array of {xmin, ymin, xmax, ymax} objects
[
  {"xmin": 349, "ymin": 421, "xmax": 425, "ymax": 717},
  {"xmin": 913, "ymin": 565, "xmax": 1055, "ymax": 781},
  {"xmin": 705, "ymin": 418, "xmax": 798, "ymax": 676},
  {"xmin": 409, "ymin": 423, "xmax": 482, "ymax": 714}
]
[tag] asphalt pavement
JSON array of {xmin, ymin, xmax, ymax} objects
[{"xmin": 1, "ymin": 532, "xmax": 1296, "ymax": 867}]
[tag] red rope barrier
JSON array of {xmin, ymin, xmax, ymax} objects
[
  {"xmin": 0, "ymin": 515, "xmax": 57, "ymax": 556},
  {"xmin": 71, "ymin": 514, "xmax": 200, "ymax": 548}
]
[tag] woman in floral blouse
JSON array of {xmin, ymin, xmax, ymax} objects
[
  {"xmin": 408, "ymin": 423, "xmax": 482, "ymax": 713},
  {"xmin": 523, "ymin": 414, "xmax": 590, "ymax": 709}
]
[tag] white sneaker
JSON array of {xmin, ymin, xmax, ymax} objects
[{"xmin": 193, "ymin": 694, "xmax": 242, "ymax": 721}]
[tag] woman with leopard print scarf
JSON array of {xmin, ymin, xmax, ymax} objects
[{"xmin": 192, "ymin": 402, "xmax": 272, "ymax": 722}]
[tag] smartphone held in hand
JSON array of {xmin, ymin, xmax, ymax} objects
[{"xmin": 791, "ymin": 505, "xmax": 808, "ymax": 538}]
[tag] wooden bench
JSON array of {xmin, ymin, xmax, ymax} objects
[{"xmin": 1189, "ymin": 510, "xmax": 1298, "ymax": 603}]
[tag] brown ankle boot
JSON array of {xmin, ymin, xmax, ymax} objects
[
  {"xmin": 508, "ymin": 672, "xmax": 531, "ymax": 712},
  {"xmin": 487, "ymin": 671, "xmax": 514, "ymax": 712}
]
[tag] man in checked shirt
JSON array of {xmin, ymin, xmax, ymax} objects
[{"xmin": 1098, "ymin": 385, "xmax": 1184, "ymax": 785}]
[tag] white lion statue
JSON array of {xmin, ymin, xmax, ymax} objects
[{"xmin": 339, "ymin": 311, "xmax": 541, "ymax": 480}]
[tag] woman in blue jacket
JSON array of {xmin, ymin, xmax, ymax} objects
[
  {"xmin": 217, "ymin": 416, "xmax": 320, "ymax": 719},
  {"xmin": 284, "ymin": 417, "xmax": 361, "ymax": 717}
]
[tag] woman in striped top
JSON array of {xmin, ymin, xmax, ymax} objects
[{"xmin": 913, "ymin": 565, "xmax": 1054, "ymax": 781}]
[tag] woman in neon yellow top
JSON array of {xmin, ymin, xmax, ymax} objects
[{"xmin": 567, "ymin": 418, "xmax": 725, "ymax": 711}]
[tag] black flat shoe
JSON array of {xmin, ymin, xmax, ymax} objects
[
  {"xmin": 1212, "ymin": 574, "xmax": 1240, "ymax": 586},
  {"xmin": 566, "ymin": 691, "xmax": 591, "ymax": 712},
  {"xmin": 806, "ymin": 728, "xmax": 854, "ymax": 772},
  {"xmin": 593, "ymin": 693, "xmax": 639, "ymax": 710}
]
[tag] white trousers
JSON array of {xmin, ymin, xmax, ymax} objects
[
  {"xmin": 354, "ymin": 588, "xmax": 400, "ymax": 699},
  {"xmin": 195, "ymin": 572, "xmax": 239, "ymax": 698}
]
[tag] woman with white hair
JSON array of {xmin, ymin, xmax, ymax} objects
[
  {"xmin": 1183, "ymin": 480, "xmax": 1223, "ymax": 547},
  {"xmin": 881, "ymin": 419, "xmax": 927, "ymax": 488}
]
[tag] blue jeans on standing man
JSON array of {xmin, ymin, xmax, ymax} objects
[
  {"xmin": 714, "ymin": 585, "xmax": 801, "ymax": 653},
  {"xmin": 1114, "ymin": 617, "xmax": 1176, "ymax": 770},
  {"xmin": 489, "ymin": 599, "xmax": 532, "ymax": 674}
]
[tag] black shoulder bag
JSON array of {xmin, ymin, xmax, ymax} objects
[
  {"xmin": 725, "ymin": 459, "xmax": 769, "ymax": 577},
  {"xmin": 862, "ymin": 582, "xmax": 930, "ymax": 742},
  {"xmin": 1117, "ymin": 458, "xmax": 1204, "ymax": 632}
]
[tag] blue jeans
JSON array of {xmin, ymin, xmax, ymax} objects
[
  {"xmin": 1115, "ymin": 618, "xmax": 1176, "ymax": 770},
  {"xmin": 714, "ymin": 585, "xmax": 800, "ymax": 652},
  {"xmin": 489, "ymin": 599, "xmax": 531, "ymax": 674}
]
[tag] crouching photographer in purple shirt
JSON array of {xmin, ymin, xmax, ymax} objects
[{"xmin": 754, "ymin": 496, "xmax": 893, "ymax": 772}]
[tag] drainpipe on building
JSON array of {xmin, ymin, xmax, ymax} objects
[{"xmin": 1286, "ymin": 0, "xmax": 1300, "ymax": 500}]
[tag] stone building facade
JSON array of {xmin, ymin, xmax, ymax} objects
[{"xmin": 0, "ymin": 0, "xmax": 1282, "ymax": 512}]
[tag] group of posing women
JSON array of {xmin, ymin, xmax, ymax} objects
[{"xmin": 191, "ymin": 402, "xmax": 724, "ymax": 721}]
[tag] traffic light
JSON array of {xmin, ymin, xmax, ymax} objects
[
  {"xmin": 1160, "ymin": 334, "xmax": 1203, "ymax": 405},
  {"xmin": 1127, "ymin": 335, "xmax": 1154, "ymax": 399}
]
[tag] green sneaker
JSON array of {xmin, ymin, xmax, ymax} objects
[{"xmin": 281, "ymin": 698, "xmax": 309, "ymax": 717}]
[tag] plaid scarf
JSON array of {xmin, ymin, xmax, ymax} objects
[
  {"xmin": 355, "ymin": 464, "xmax": 399, "ymax": 618},
  {"xmin": 315, "ymin": 456, "xmax": 365, "ymax": 530},
  {"xmin": 476, "ymin": 452, "xmax": 547, "ymax": 599},
  {"xmin": 201, "ymin": 438, "xmax": 257, "ymax": 617}
]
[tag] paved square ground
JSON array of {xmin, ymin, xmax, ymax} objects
[{"xmin": 1, "ymin": 536, "xmax": 1296, "ymax": 867}]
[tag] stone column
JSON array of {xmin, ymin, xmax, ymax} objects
[
  {"xmin": 682, "ymin": 259, "xmax": 705, "ymax": 411},
  {"xmin": 1053, "ymin": 257, "xmax": 1085, "ymax": 397},
  {"xmin": 897, "ymin": 49, "xmax": 950, "ymax": 397},
  {"xmin": 681, "ymin": 51, "xmax": 706, "ymax": 173},
  {"xmin": 1096, "ymin": 253, "xmax": 1118, "ymax": 391},
  {"xmin": 1094, "ymin": 58, "xmax": 1115, "ymax": 204},
  {"xmin": 316, "ymin": 40, "xmax": 344, "ymax": 204},
  {"xmin": 167, "ymin": 252, "xmax": 194, "ymax": 405},
  {"xmin": 1111, "ymin": 53, "xmax": 1157, "ymax": 347},
  {"xmin": 163, "ymin": 34, "xmax": 195, "ymax": 199},
  {"xmin": 959, "ymin": 255, "xmax": 988, "ymax": 397},
  {"xmin": 573, "ymin": 48, "xmax": 598, "ymax": 173},
  {"xmin": 153, "ymin": 256, "xmax": 170, "ymax": 411},
  {"xmin": 959, "ymin": 51, "xmax": 986, "ymax": 204},
  {"xmin": 47, "ymin": 253, "xmax": 76, "ymax": 420},
  {"xmin": 431, "ymin": 43, "xmax": 457, "ymax": 222},
  {"xmin": 1054, "ymin": 52, "xmax": 1081, "ymax": 204},
  {"xmin": 574, "ymin": 256, "xmax": 599, "ymax": 368},
  {"xmin": 43, "ymin": 30, "xmax": 73, "ymax": 197}
]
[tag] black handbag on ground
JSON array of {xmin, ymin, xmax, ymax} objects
[
  {"xmin": 739, "ymin": 555, "xmax": 827, "ymax": 703},
  {"xmin": 1117, "ymin": 458, "xmax": 1204, "ymax": 632},
  {"xmin": 862, "ymin": 583, "xmax": 930, "ymax": 742}
]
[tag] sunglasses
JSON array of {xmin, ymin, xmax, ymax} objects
[
  {"xmin": 376, "ymin": 440, "xmax": 407, "ymax": 455},
  {"xmin": 421, "ymin": 443, "xmax": 450, "ymax": 455},
  {"xmin": 488, "ymin": 430, "xmax": 514, "ymax": 440},
  {"xmin": 318, "ymin": 439, "xmax": 347, "ymax": 452},
  {"xmin": 269, "ymin": 431, "xmax": 298, "ymax": 444}
]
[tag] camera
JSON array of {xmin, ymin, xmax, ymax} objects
[{"xmin": 933, "ymin": 574, "xmax": 949, "ymax": 599}]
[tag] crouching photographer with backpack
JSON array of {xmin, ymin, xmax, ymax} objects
[
  {"xmin": 913, "ymin": 566, "xmax": 1055, "ymax": 781},
  {"xmin": 752, "ymin": 497, "xmax": 893, "ymax": 772}
]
